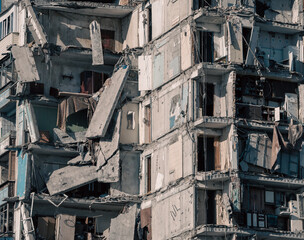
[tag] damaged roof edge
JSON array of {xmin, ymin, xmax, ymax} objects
[{"xmin": 33, "ymin": 1, "xmax": 135, "ymax": 18}]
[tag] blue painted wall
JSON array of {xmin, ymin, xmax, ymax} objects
[{"xmin": 16, "ymin": 150, "xmax": 28, "ymax": 197}]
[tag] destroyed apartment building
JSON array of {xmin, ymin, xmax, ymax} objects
[{"xmin": 1, "ymin": 0, "xmax": 304, "ymax": 239}]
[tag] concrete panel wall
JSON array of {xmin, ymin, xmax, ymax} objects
[
  {"xmin": 151, "ymin": 185, "xmax": 194, "ymax": 239},
  {"xmin": 181, "ymin": 25, "xmax": 192, "ymax": 71},
  {"xmin": 150, "ymin": 78, "xmax": 189, "ymax": 140},
  {"xmin": 141, "ymin": 129, "xmax": 193, "ymax": 193},
  {"xmin": 111, "ymin": 151, "xmax": 140, "ymax": 196},
  {"xmin": 122, "ymin": 7, "xmax": 139, "ymax": 49},
  {"xmin": 151, "ymin": 0, "xmax": 164, "ymax": 39},
  {"xmin": 168, "ymin": 135, "xmax": 183, "ymax": 183}
]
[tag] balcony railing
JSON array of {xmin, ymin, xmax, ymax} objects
[
  {"xmin": 0, "ymin": 84, "xmax": 16, "ymax": 113},
  {"xmin": 0, "ymin": 131, "xmax": 15, "ymax": 156},
  {"xmin": 0, "ymin": 32, "xmax": 18, "ymax": 60},
  {"xmin": 0, "ymin": 181, "xmax": 14, "ymax": 206}
]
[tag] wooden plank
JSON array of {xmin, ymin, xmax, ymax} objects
[
  {"xmin": 8, "ymin": 151, "xmax": 16, "ymax": 181},
  {"xmin": 214, "ymin": 138, "xmax": 221, "ymax": 170}
]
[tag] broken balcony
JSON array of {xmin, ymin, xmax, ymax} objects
[
  {"xmin": 236, "ymin": 75, "xmax": 299, "ymax": 123},
  {"xmin": 0, "ymin": 4, "xmax": 18, "ymax": 61},
  {"xmin": 0, "ymin": 131, "xmax": 15, "ymax": 156},
  {"xmin": 238, "ymin": 125, "xmax": 304, "ymax": 179},
  {"xmin": 0, "ymin": 83, "xmax": 16, "ymax": 114},
  {"xmin": 34, "ymin": 1, "xmax": 135, "ymax": 19},
  {"xmin": 194, "ymin": 73, "xmax": 234, "ymax": 129},
  {"xmin": 255, "ymin": 0, "xmax": 302, "ymax": 25},
  {"xmin": 238, "ymin": 185, "xmax": 303, "ymax": 232}
]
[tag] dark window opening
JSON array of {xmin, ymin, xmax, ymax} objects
[
  {"xmin": 197, "ymin": 136, "xmax": 216, "ymax": 172},
  {"xmin": 66, "ymin": 109, "xmax": 88, "ymax": 133},
  {"xmin": 80, "ymin": 71, "xmax": 108, "ymax": 94},
  {"xmin": 10, "ymin": 13, "xmax": 13, "ymax": 33},
  {"xmin": 7, "ymin": 16, "xmax": 10, "ymax": 35},
  {"xmin": 146, "ymin": 155, "xmax": 151, "ymax": 193},
  {"xmin": 256, "ymin": 0, "xmax": 269, "ymax": 18},
  {"xmin": 236, "ymin": 76, "xmax": 298, "ymax": 121},
  {"xmin": 101, "ymin": 29, "xmax": 115, "ymax": 52},
  {"xmin": 66, "ymin": 181, "xmax": 109, "ymax": 198},
  {"xmin": 75, "ymin": 217, "xmax": 95, "ymax": 240},
  {"xmin": 30, "ymin": 82, "xmax": 44, "ymax": 95},
  {"xmin": 207, "ymin": 190, "xmax": 216, "ymax": 224},
  {"xmin": 195, "ymin": 31, "xmax": 214, "ymax": 63},
  {"xmin": 148, "ymin": 7, "xmax": 152, "ymax": 42},
  {"xmin": 193, "ymin": 0, "xmax": 212, "ymax": 10},
  {"xmin": 242, "ymin": 27, "xmax": 251, "ymax": 63},
  {"xmin": 199, "ymin": 82, "xmax": 214, "ymax": 116},
  {"xmin": 144, "ymin": 105, "xmax": 151, "ymax": 143}
]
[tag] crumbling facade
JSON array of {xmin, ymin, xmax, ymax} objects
[{"xmin": 0, "ymin": 0, "xmax": 304, "ymax": 239}]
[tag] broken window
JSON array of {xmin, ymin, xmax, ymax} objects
[
  {"xmin": 199, "ymin": 82, "xmax": 214, "ymax": 116},
  {"xmin": 33, "ymin": 105, "xmax": 57, "ymax": 143},
  {"xmin": 101, "ymin": 30, "xmax": 115, "ymax": 52},
  {"xmin": 197, "ymin": 136, "xmax": 220, "ymax": 171},
  {"xmin": 6, "ymin": 15, "xmax": 10, "ymax": 35},
  {"xmin": 145, "ymin": 155, "xmax": 151, "ymax": 193},
  {"xmin": 236, "ymin": 76, "xmax": 298, "ymax": 121},
  {"xmin": 0, "ymin": 204, "xmax": 13, "ymax": 233},
  {"xmin": 2, "ymin": 20, "xmax": 6, "ymax": 38},
  {"xmin": 127, "ymin": 111, "xmax": 135, "ymax": 130},
  {"xmin": 80, "ymin": 71, "xmax": 108, "ymax": 94},
  {"xmin": 196, "ymin": 31, "xmax": 214, "ymax": 63},
  {"xmin": 144, "ymin": 105, "xmax": 151, "ymax": 143},
  {"xmin": 242, "ymin": 27, "xmax": 251, "ymax": 63}
]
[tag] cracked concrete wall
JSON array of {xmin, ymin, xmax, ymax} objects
[
  {"xmin": 110, "ymin": 151, "xmax": 140, "ymax": 196},
  {"xmin": 140, "ymin": 75, "xmax": 189, "ymax": 141},
  {"xmin": 145, "ymin": 184, "xmax": 194, "ymax": 240}
]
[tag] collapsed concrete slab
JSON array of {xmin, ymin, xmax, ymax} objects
[
  {"xmin": 97, "ymin": 111, "xmax": 121, "ymax": 169},
  {"xmin": 46, "ymin": 164, "xmax": 98, "ymax": 195},
  {"xmin": 12, "ymin": 46, "xmax": 40, "ymax": 82},
  {"xmin": 86, "ymin": 66, "xmax": 129, "ymax": 139},
  {"xmin": 25, "ymin": 0, "xmax": 48, "ymax": 46},
  {"xmin": 108, "ymin": 204, "xmax": 137, "ymax": 240}
]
